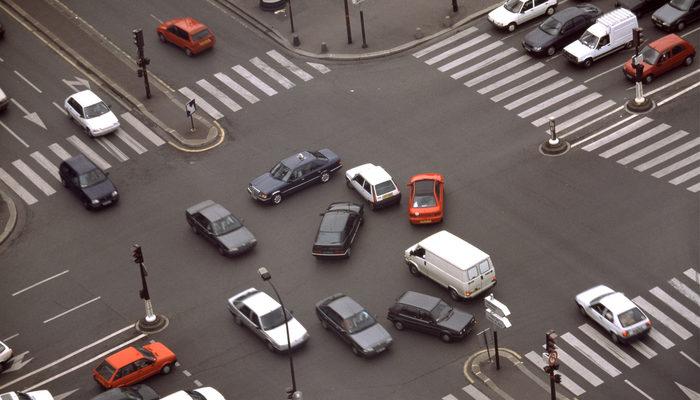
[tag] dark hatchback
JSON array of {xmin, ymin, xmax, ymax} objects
[
  {"xmin": 387, "ymin": 291, "xmax": 475, "ymax": 342},
  {"xmin": 316, "ymin": 293, "xmax": 393, "ymax": 357},
  {"xmin": 186, "ymin": 200, "xmax": 256, "ymax": 256},
  {"xmin": 59, "ymin": 154, "xmax": 119, "ymax": 209},
  {"xmin": 90, "ymin": 385, "xmax": 158, "ymax": 400},
  {"xmin": 312, "ymin": 202, "xmax": 364, "ymax": 258},
  {"xmin": 652, "ymin": 0, "xmax": 700, "ymax": 31},
  {"xmin": 616, "ymin": 0, "xmax": 667, "ymax": 16},
  {"xmin": 522, "ymin": 4, "xmax": 601, "ymax": 57},
  {"xmin": 248, "ymin": 149, "xmax": 342, "ymax": 205}
]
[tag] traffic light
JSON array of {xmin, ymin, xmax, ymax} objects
[
  {"xmin": 132, "ymin": 29, "xmax": 144, "ymax": 48},
  {"xmin": 132, "ymin": 245, "xmax": 144, "ymax": 264},
  {"xmin": 554, "ymin": 374, "xmax": 562, "ymax": 383},
  {"xmin": 545, "ymin": 330, "xmax": 557, "ymax": 354},
  {"xmin": 633, "ymin": 27, "xmax": 644, "ymax": 47}
]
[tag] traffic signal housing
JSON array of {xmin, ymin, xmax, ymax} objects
[
  {"xmin": 633, "ymin": 27, "xmax": 644, "ymax": 47},
  {"xmin": 133, "ymin": 29, "xmax": 144, "ymax": 48},
  {"xmin": 132, "ymin": 245, "xmax": 144, "ymax": 264},
  {"xmin": 546, "ymin": 330, "xmax": 557, "ymax": 354}
]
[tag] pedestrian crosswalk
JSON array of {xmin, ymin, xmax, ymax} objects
[
  {"xmin": 0, "ymin": 112, "xmax": 164, "ymax": 206},
  {"xmin": 176, "ymin": 50, "xmax": 331, "ymax": 120},
  {"xmin": 413, "ymin": 27, "xmax": 700, "ymax": 194}
]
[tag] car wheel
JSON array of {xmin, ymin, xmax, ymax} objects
[
  {"xmin": 577, "ymin": 305, "xmax": 586, "ymax": 317},
  {"xmin": 676, "ymin": 21, "xmax": 686, "ymax": 31},
  {"xmin": 320, "ymin": 318, "xmax": 329, "ymax": 329},
  {"xmin": 610, "ymin": 331, "xmax": 619, "ymax": 344},
  {"xmin": 345, "ymin": 247, "xmax": 352, "ymax": 258},
  {"xmin": 233, "ymin": 314, "xmax": 242, "ymax": 325},
  {"xmin": 185, "ymin": 47, "xmax": 193, "ymax": 57},
  {"xmin": 684, "ymin": 55, "xmax": 694, "ymax": 66},
  {"xmin": 546, "ymin": 46, "xmax": 555, "ymax": 57},
  {"xmin": 272, "ymin": 193, "xmax": 283, "ymax": 205},
  {"xmin": 583, "ymin": 58, "xmax": 593, "ymax": 68},
  {"xmin": 84, "ymin": 126, "xmax": 92, "ymax": 136},
  {"xmin": 394, "ymin": 321, "xmax": 404, "ymax": 330},
  {"xmin": 644, "ymin": 74, "xmax": 654, "ymax": 84},
  {"xmin": 369, "ymin": 202, "xmax": 376, "ymax": 210},
  {"xmin": 545, "ymin": 6, "xmax": 555, "ymax": 15},
  {"xmin": 449, "ymin": 288, "xmax": 461, "ymax": 301},
  {"xmin": 507, "ymin": 22, "xmax": 516, "ymax": 32},
  {"xmin": 352, "ymin": 346, "xmax": 362, "ymax": 357},
  {"xmin": 441, "ymin": 333, "xmax": 452, "ymax": 343},
  {"xmin": 625, "ymin": 41, "xmax": 633, "ymax": 49},
  {"xmin": 83, "ymin": 199, "xmax": 91, "ymax": 210},
  {"xmin": 158, "ymin": 33, "xmax": 166, "ymax": 43},
  {"xmin": 320, "ymin": 172, "xmax": 330, "ymax": 183},
  {"xmin": 346, "ymin": 178, "xmax": 352, "ymax": 188},
  {"xmin": 218, "ymin": 246, "xmax": 227, "ymax": 256},
  {"xmin": 409, "ymin": 263, "xmax": 421, "ymax": 277},
  {"xmin": 190, "ymin": 223, "xmax": 198, "ymax": 234},
  {"xmin": 161, "ymin": 364, "xmax": 173, "ymax": 374}
]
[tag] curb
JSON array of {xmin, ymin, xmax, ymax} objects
[{"xmin": 0, "ymin": 189, "xmax": 17, "ymax": 246}]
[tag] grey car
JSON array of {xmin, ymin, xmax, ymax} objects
[
  {"xmin": 185, "ymin": 200, "xmax": 256, "ymax": 256},
  {"xmin": 316, "ymin": 293, "xmax": 393, "ymax": 357},
  {"xmin": 652, "ymin": 0, "xmax": 700, "ymax": 31},
  {"xmin": 90, "ymin": 385, "xmax": 158, "ymax": 400}
]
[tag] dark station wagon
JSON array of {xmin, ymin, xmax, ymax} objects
[
  {"xmin": 185, "ymin": 200, "xmax": 256, "ymax": 256},
  {"xmin": 59, "ymin": 154, "xmax": 119, "ymax": 209},
  {"xmin": 312, "ymin": 202, "xmax": 364, "ymax": 258}
]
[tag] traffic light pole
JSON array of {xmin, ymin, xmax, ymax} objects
[
  {"xmin": 132, "ymin": 244, "xmax": 167, "ymax": 333},
  {"xmin": 132, "ymin": 29, "xmax": 152, "ymax": 99},
  {"xmin": 627, "ymin": 27, "xmax": 652, "ymax": 112}
]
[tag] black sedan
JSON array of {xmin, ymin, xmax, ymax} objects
[
  {"xmin": 387, "ymin": 291, "xmax": 475, "ymax": 343},
  {"xmin": 522, "ymin": 4, "xmax": 601, "ymax": 56},
  {"xmin": 185, "ymin": 200, "xmax": 256, "ymax": 256},
  {"xmin": 90, "ymin": 385, "xmax": 158, "ymax": 400},
  {"xmin": 316, "ymin": 293, "xmax": 393, "ymax": 357},
  {"xmin": 59, "ymin": 154, "xmax": 119, "ymax": 209},
  {"xmin": 312, "ymin": 202, "xmax": 364, "ymax": 258},
  {"xmin": 248, "ymin": 149, "xmax": 342, "ymax": 205},
  {"xmin": 616, "ymin": 0, "xmax": 667, "ymax": 16}
]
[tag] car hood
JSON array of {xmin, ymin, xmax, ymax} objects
[
  {"xmin": 653, "ymin": 4, "xmax": 686, "ymax": 22},
  {"xmin": 564, "ymin": 39, "xmax": 591, "ymax": 58},
  {"xmin": 489, "ymin": 6, "xmax": 517, "ymax": 24},
  {"xmin": 217, "ymin": 226, "xmax": 256, "ymax": 250},
  {"xmin": 618, "ymin": 0, "xmax": 643, "ymax": 10},
  {"xmin": 85, "ymin": 112, "xmax": 119, "ymax": 131},
  {"xmin": 143, "ymin": 342, "xmax": 176, "ymax": 360},
  {"xmin": 83, "ymin": 178, "xmax": 116, "ymax": 200},
  {"xmin": 437, "ymin": 310, "xmax": 475, "ymax": 332},
  {"xmin": 250, "ymin": 173, "xmax": 285, "ymax": 194},
  {"xmin": 350, "ymin": 323, "xmax": 392, "ymax": 350},
  {"xmin": 523, "ymin": 27, "xmax": 555, "ymax": 48},
  {"xmin": 265, "ymin": 318, "xmax": 308, "ymax": 348}
]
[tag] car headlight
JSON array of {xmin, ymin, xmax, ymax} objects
[
  {"xmin": 91, "ymin": 199, "xmax": 100, "ymax": 204},
  {"xmin": 230, "ymin": 247, "xmax": 239, "ymax": 253},
  {"xmin": 111, "ymin": 191, "xmax": 118, "ymax": 197},
  {"xmin": 259, "ymin": 193, "xmax": 268, "ymax": 199},
  {"xmin": 533, "ymin": 46, "xmax": 542, "ymax": 51}
]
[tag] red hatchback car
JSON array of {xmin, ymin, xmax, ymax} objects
[
  {"xmin": 407, "ymin": 173, "xmax": 445, "ymax": 224},
  {"xmin": 157, "ymin": 18, "xmax": 215, "ymax": 56},
  {"xmin": 623, "ymin": 34, "xmax": 695, "ymax": 84},
  {"xmin": 92, "ymin": 342, "xmax": 177, "ymax": 388}
]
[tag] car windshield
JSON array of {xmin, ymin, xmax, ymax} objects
[
  {"xmin": 211, "ymin": 215, "xmax": 241, "ymax": 236},
  {"xmin": 343, "ymin": 310, "xmax": 376, "ymax": 333},
  {"xmin": 579, "ymin": 31, "xmax": 599, "ymax": 48},
  {"xmin": 14, "ymin": 394, "xmax": 30, "ymax": 400},
  {"xmin": 83, "ymin": 102, "xmax": 110, "ymax": 119},
  {"xmin": 504, "ymin": 0, "xmax": 524, "ymax": 12},
  {"xmin": 618, "ymin": 307, "xmax": 646, "ymax": 327},
  {"xmin": 669, "ymin": 0, "xmax": 693, "ymax": 10},
  {"xmin": 192, "ymin": 29, "xmax": 211, "ymax": 41},
  {"xmin": 412, "ymin": 180, "xmax": 437, "ymax": 208},
  {"xmin": 137, "ymin": 346, "xmax": 155, "ymax": 359},
  {"xmin": 95, "ymin": 361, "xmax": 115, "ymax": 380},
  {"xmin": 260, "ymin": 306, "xmax": 292, "ymax": 330},
  {"xmin": 185, "ymin": 391, "xmax": 207, "ymax": 400},
  {"xmin": 539, "ymin": 17, "xmax": 562, "ymax": 35},
  {"xmin": 375, "ymin": 180, "xmax": 397, "ymax": 196},
  {"xmin": 319, "ymin": 212, "xmax": 347, "ymax": 233},
  {"xmin": 430, "ymin": 300, "xmax": 453, "ymax": 322},
  {"xmin": 78, "ymin": 169, "xmax": 107, "ymax": 188},
  {"xmin": 270, "ymin": 162, "xmax": 292, "ymax": 181},
  {"xmin": 640, "ymin": 46, "xmax": 661, "ymax": 64}
]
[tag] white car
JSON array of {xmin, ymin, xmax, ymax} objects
[
  {"xmin": 227, "ymin": 288, "xmax": 309, "ymax": 352},
  {"xmin": 345, "ymin": 163, "xmax": 401, "ymax": 210},
  {"xmin": 161, "ymin": 387, "xmax": 224, "ymax": 400},
  {"xmin": 64, "ymin": 90, "xmax": 120, "ymax": 137},
  {"xmin": 0, "ymin": 340, "xmax": 12, "ymax": 370},
  {"xmin": 488, "ymin": 0, "xmax": 558, "ymax": 32},
  {"xmin": 0, "ymin": 87, "xmax": 8, "ymax": 112},
  {"xmin": 575, "ymin": 285, "xmax": 651, "ymax": 343},
  {"xmin": 1, "ymin": 391, "xmax": 54, "ymax": 400}
]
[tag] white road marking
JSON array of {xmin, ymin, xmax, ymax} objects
[
  {"xmin": 545, "ymin": 53, "xmax": 563, "ymax": 62},
  {"xmin": 629, "ymin": 340, "xmax": 657, "ymax": 359},
  {"xmin": 183, "ymin": 370, "xmax": 191, "ymax": 377},
  {"xmin": 232, "ymin": 65, "xmax": 277, "ymax": 96},
  {"xmin": 504, "ymin": 77, "xmax": 572, "ymax": 110},
  {"xmin": 556, "ymin": 100, "xmax": 616, "ymax": 132},
  {"xmin": 657, "ymin": 81, "xmax": 700, "ymax": 107},
  {"xmin": 0, "ymin": 120, "xmax": 30, "ymax": 147},
  {"xmin": 462, "ymin": 384, "xmax": 491, "ymax": 400},
  {"xmin": 491, "ymin": 70, "xmax": 558, "ymax": 102},
  {"xmin": 149, "ymin": 14, "xmax": 162, "ymax": 24},
  {"xmin": 653, "ymin": 152, "xmax": 700, "ymax": 178},
  {"xmin": 438, "ymin": 41, "xmax": 503, "ymax": 72},
  {"xmin": 14, "ymin": 70, "xmax": 42, "ymax": 93},
  {"xmin": 0, "ymin": 168, "xmax": 37, "ymax": 205},
  {"xmin": 550, "ymin": 346, "xmax": 603, "ymax": 387},
  {"xmin": 115, "ymin": 129, "xmax": 147, "ymax": 155},
  {"xmin": 250, "ymin": 57, "xmax": 295, "ymax": 89},
  {"xmin": 685, "ymin": 268, "xmax": 699, "ymax": 282},
  {"xmin": 426, "ymin": 33, "xmax": 490, "ymax": 65},
  {"xmin": 267, "ymin": 50, "xmax": 313, "ymax": 81},
  {"xmin": 2, "ymin": 351, "xmax": 33, "ymax": 374},
  {"xmin": 177, "ymin": 87, "xmax": 224, "ymax": 120},
  {"xmin": 120, "ymin": 112, "xmax": 165, "ymax": 147},
  {"xmin": 600, "ymin": 124, "xmax": 670, "ymax": 159},
  {"xmin": 52, "ymin": 102, "xmax": 68, "ymax": 115},
  {"xmin": 617, "ymin": 130, "xmax": 689, "ymax": 165},
  {"xmin": 517, "ymin": 85, "xmax": 586, "ymax": 118},
  {"xmin": 193, "ymin": 380, "xmax": 203, "ymax": 387},
  {"xmin": 66, "ymin": 135, "xmax": 111, "ymax": 170},
  {"xmin": 43, "ymin": 296, "xmax": 101, "ymax": 323},
  {"xmin": 442, "ymin": 395, "xmax": 459, "ymax": 400},
  {"xmin": 12, "ymin": 160, "xmax": 55, "ymax": 196},
  {"xmin": 196, "ymin": 79, "xmax": 242, "ymax": 112},
  {"xmin": 646, "ymin": 69, "xmax": 700, "ymax": 97},
  {"xmin": 646, "ymin": 328, "xmax": 674, "ymax": 349},
  {"xmin": 634, "ymin": 136, "xmax": 700, "ymax": 172},
  {"xmin": 3, "ymin": 333, "xmax": 19, "ymax": 342},
  {"xmin": 48, "ymin": 143, "xmax": 71, "ymax": 161},
  {"xmin": 477, "ymin": 63, "xmax": 544, "ymax": 94},
  {"xmin": 53, "ymin": 389, "xmax": 80, "ymax": 400},
  {"xmin": 633, "ymin": 295, "xmax": 692, "ymax": 340},
  {"xmin": 578, "ymin": 324, "xmax": 639, "ymax": 368},
  {"xmin": 525, "ymin": 351, "xmax": 585, "ymax": 396},
  {"xmin": 451, "ymin": 48, "xmax": 518, "ymax": 80},
  {"xmin": 214, "ymin": 72, "xmax": 259, "ymax": 104},
  {"xmin": 560, "ymin": 332, "xmax": 621, "ymax": 377},
  {"xmin": 582, "ymin": 117, "xmax": 653, "ymax": 152},
  {"xmin": 412, "ymin": 26, "xmax": 479, "ymax": 58},
  {"xmin": 465, "ymin": 55, "xmax": 530, "ymax": 87},
  {"xmin": 561, "ymin": 104, "xmax": 625, "ymax": 139},
  {"xmin": 30, "ymin": 151, "xmax": 60, "ymax": 182},
  {"xmin": 95, "ymin": 137, "xmax": 129, "ymax": 162},
  {"xmin": 583, "ymin": 62, "xmax": 626, "ymax": 83},
  {"xmin": 305, "ymin": 62, "xmax": 331, "ymax": 74},
  {"xmin": 669, "ymin": 166, "xmax": 700, "ymax": 185},
  {"xmin": 625, "ymin": 380, "xmax": 655, "ymax": 400},
  {"xmin": 12, "ymin": 270, "xmax": 69, "ymax": 296},
  {"xmin": 679, "ymin": 351, "xmax": 700, "ymax": 369},
  {"xmin": 532, "ymin": 92, "xmax": 602, "ymax": 127}
]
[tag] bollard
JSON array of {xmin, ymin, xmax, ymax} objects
[
  {"xmin": 292, "ymin": 34, "xmax": 300, "ymax": 47},
  {"xmin": 414, "ymin": 27, "xmax": 424, "ymax": 39},
  {"xmin": 442, "ymin": 15, "xmax": 451, "ymax": 28},
  {"xmin": 320, "ymin": 42, "xmax": 328, "ymax": 53}
]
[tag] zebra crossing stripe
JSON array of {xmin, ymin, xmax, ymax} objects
[
  {"xmin": 617, "ymin": 130, "xmax": 689, "ymax": 166},
  {"xmin": 646, "ymin": 328, "xmax": 674, "ymax": 349},
  {"xmin": 120, "ymin": 113, "xmax": 166, "ymax": 147},
  {"xmin": 0, "ymin": 167, "xmax": 37, "ymax": 205},
  {"xmin": 462, "ymin": 384, "xmax": 491, "ymax": 400},
  {"xmin": 686, "ymin": 182, "xmax": 699, "ymax": 192},
  {"xmin": 504, "ymin": 77, "xmax": 572, "ymax": 110},
  {"xmin": 250, "ymin": 57, "xmax": 295, "ymax": 89},
  {"xmin": 412, "ymin": 26, "xmax": 478, "ymax": 58},
  {"xmin": 30, "ymin": 151, "xmax": 60, "ymax": 182},
  {"xmin": 549, "ymin": 346, "xmax": 603, "ymax": 387},
  {"xmin": 668, "ymin": 278, "xmax": 700, "ymax": 306},
  {"xmin": 634, "ymin": 136, "xmax": 700, "ymax": 172},
  {"xmin": 178, "ymin": 87, "xmax": 224, "ymax": 120},
  {"xmin": 653, "ymin": 152, "xmax": 700, "ymax": 178},
  {"xmin": 267, "ymin": 50, "xmax": 313, "ymax": 81},
  {"xmin": 582, "ymin": 117, "xmax": 653, "ymax": 151},
  {"xmin": 629, "ymin": 340, "xmax": 657, "ymax": 359},
  {"xmin": 438, "ymin": 41, "xmax": 503, "ymax": 72},
  {"xmin": 66, "ymin": 136, "xmax": 111, "ymax": 170},
  {"xmin": 578, "ymin": 324, "xmax": 639, "ymax": 368},
  {"xmin": 532, "ymin": 92, "xmax": 601, "ymax": 127},
  {"xmin": 442, "ymin": 395, "xmax": 459, "ymax": 400},
  {"xmin": 305, "ymin": 62, "xmax": 331, "ymax": 74},
  {"xmin": 450, "ymin": 48, "xmax": 518, "ymax": 80},
  {"xmin": 491, "ymin": 70, "xmax": 558, "ymax": 102},
  {"xmin": 668, "ymin": 165, "xmax": 700, "ymax": 185},
  {"xmin": 517, "ymin": 85, "xmax": 586, "ymax": 118},
  {"xmin": 48, "ymin": 143, "xmax": 71, "ymax": 161},
  {"xmin": 633, "ymin": 295, "xmax": 692, "ymax": 339},
  {"xmin": 232, "ymin": 65, "xmax": 277, "ymax": 96},
  {"xmin": 560, "ymin": 332, "xmax": 621, "ymax": 377},
  {"xmin": 426, "ymin": 33, "xmax": 490, "ymax": 65},
  {"xmin": 115, "ymin": 129, "xmax": 147, "ymax": 155},
  {"xmin": 555, "ymin": 100, "xmax": 616, "ymax": 132},
  {"xmin": 525, "ymin": 351, "xmax": 585, "ymax": 396},
  {"xmin": 684, "ymin": 268, "xmax": 699, "ymax": 282},
  {"xmin": 465, "ymin": 55, "xmax": 530, "ymax": 88},
  {"xmin": 196, "ymin": 79, "xmax": 242, "ymax": 112},
  {"xmin": 600, "ymin": 124, "xmax": 670, "ymax": 159},
  {"xmin": 214, "ymin": 72, "xmax": 259, "ymax": 104},
  {"xmin": 12, "ymin": 160, "xmax": 55, "ymax": 196},
  {"xmin": 95, "ymin": 137, "xmax": 129, "ymax": 162},
  {"xmin": 477, "ymin": 63, "xmax": 544, "ymax": 95}
]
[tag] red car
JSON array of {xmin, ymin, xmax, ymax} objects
[
  {"xmin": 623, "ymin": 34, "xmax": 695, "ymax": 84},
  {"xmin": 157, "ymin": 18, "xmax": 215, "ymax": 56},
  {"xmin": 92, "ymin": 342, "xmax": 177, "ymax": 388},
  {"xmin": 407, "ymin": 174, "xmax": 445, "ymax": 224}
]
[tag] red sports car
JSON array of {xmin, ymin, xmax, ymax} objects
[{"xmin": 407, "ymin": 174, "xmax": 444, "ymax": 224}]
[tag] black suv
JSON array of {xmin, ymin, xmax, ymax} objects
[
  {"xmin": 387, "ymin": 291, "xmax": 475, "ymax": 342},
  {"xmin": 59, "ymin": 154, "xmax": 119, "ymax": 209},
  {"xmin": 248, "ymin": 149, "xmax": 341, "ymax": 205}
]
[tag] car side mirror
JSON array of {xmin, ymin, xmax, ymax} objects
[{"xmin": 105, "ymin": 171, "xmax": 110, "ymax": 176}]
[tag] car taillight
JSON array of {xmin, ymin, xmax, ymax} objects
[
  {"xmin": 646, "ymin": 321, "xmax": 652, "ymax": 328},
  {"xmin": 464, "ymin": 290, "xmax": 471, "ymax": 297},
  {"xmin": 491, "ymin": 276, "xmax": 497, "ymax": 282},
  {"xmin": 622, "ymin": 330, "xmax": 629, "ymax": 337}
]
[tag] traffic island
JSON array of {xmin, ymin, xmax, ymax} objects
[
  {"xmin": 135, "ymin": 314, "xmax": 169, "ymax": 334},
  {"xmin": 540, "ymin": 140, "xmax": 570, "ymax": 156},
  {"xmin": 626, "ymin": 96, "xmax": 654, "ymax": 113}
]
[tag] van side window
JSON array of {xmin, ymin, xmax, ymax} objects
[
  {"xmin": 467, "ymin": 266, "xmax": 478, "ymax": 280},
  {"xmin": 478, "ymin": 260, "xmax": 491, "ymax": 274},
  {"xmin": 598, "ymin": 35, "xmax": 609, "ymax": 48},
  {"xmin": 411, "ymin": 246, "xmax": 425, "ymax": 258}
]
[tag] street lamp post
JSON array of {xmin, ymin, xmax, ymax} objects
[{"xmin": 258, "ymin": 267, "xmax": 301, "ymax": 400}]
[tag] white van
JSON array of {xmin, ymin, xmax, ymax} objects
[
  {"xmin": 404, "ymin": 230, "xmax": 496, "ymax": 301},
  {"xmin": 563, "ymin": 8, "xmax": 637, "ymax": 68}
]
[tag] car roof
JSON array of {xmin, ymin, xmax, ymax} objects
[
  {"xmin": 199, "ymin": 203, "xmax": 231, "ymax": 222},
  {"xmin": 281, "ymin": 151, "xmax": 316, "ymax": 169},
  {"xmin": 106, "ymin": 346, "xmax": 142, "ymax": 369},
  {"xmin": 599, "ymin": 292, "xmax": 638, "ymax": 314},
  {"xmin": 354, "ymin": 163, "xmax": 393, "ymax": 185},
  {"xmin": 242, "ymin": 291, "xmax": 281, "ymax": 315},
  {"xmin": 63, "ymin": 153, "xmax": 98, "ymax": 174},
  {"xmin": 328, "ymin": 295, "xmax": 363, "ymax": 319},
  {"xmin": 649, "ymin": 34, "xmax": 688, "ymax": 51},
  {"xmin": 413, "ymin": 180, "xmax": 436, "ymax": 196},
  {"xmin": 417, "ymin": 230, "xmax": 489, "ymax": 270},
  {"xmin": 397, "ymin": 291, "xmax": 441, "ymax": 310},
  {"xmin": 71, "ymin": 90, "xmax": 103, "ymax": 106},
  {"xmin": 171, "ymin": 17, "xmax": 208, "ymax": 33},
  {"xmin": 320, "ymin": 211, "xmax": 350, "ymax": 232},
  {"xmin": 553, "ymin": 6, "xmax": 586, "ymax": 21}
]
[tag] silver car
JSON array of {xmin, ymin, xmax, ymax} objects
[
  {"xmin": 575, "ymin": 285, "xmax": 652, "ymax": 343},
  {"xmin": 227, "ymin": 288, "xmax": 309, "ymax": 352}
]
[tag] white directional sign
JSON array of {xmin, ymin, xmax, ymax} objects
[
  {"xmin": 484, "ymin": 294, "xmax": 511, "ymax": 317},
  {"xmin": 186, "ymin": 99, "xmax": 197, "ymax": 117},
  {"xmin": 10, "ymin": 99, "xmax": 46, "ymax": 130},
  {"xmin": 485, "ymin": 308, "xmax": 512, "ymax": 329},
  {"xmin": 62, "ymin": 76, "xmax": 91, "ymax": 92},
  {"xmin": 1, "ymin": 351, "xmax": 33, "ymax": 374}
]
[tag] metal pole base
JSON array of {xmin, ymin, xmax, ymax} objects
[
  {"xmin": 625, "ymin": 97, "xmax": 654, "ymax": 113},
  {"xmin": 135, "ymin": 314, "xmax": 169, "ymax": 333},
  {"xmin": 540, "ymin": 139, "xmax": 570, "ymax": 156},
  {"xmin": 292, "ymin": 34, "xmax": 300, "ymax": 47}
]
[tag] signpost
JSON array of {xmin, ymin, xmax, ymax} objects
[
  {"xmin": 351, "ymin": 0, "xmax": 368, "ymax": 48},
  {"xmin": 186, "ymin": 98, "xmax": 196, "ymax": 132},
  {"xmin": 484, "ymin": 294, "xmax": 511, "ymax": 370}
]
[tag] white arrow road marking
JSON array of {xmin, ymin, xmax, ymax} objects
[
  {"xmin": 10, "ymin": 99, "xmax": 46, "ymax": 130},
  {"xmin": 2, "ymin": 351, "xmax": 33, "ymax": 373},
  {"xmin": 62, "ymin": 77, "xmax": 90, "ymax": 92},
  {"xmin": 54, "ymin": 389, "xmax": 80, "ymax": 400},
  {"xmin": 675, "ymin": 382, "xmax": 700, "ymax": 400}
]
